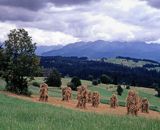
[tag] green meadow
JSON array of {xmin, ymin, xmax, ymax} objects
[
  {"xmin": 28, "ymin": 77, "xmax": 160, "ymax": 112},
  {"xmin": 0, "ymin": 93, "xmax": 160, "ymax": 130},
  {"xmin": 0, "ymin": 77, "xmax": 160, "ymax": 130}
]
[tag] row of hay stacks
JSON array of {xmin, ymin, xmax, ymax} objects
[{"xmin": 39, "ymin": 83, "xmax": 149, "ymax": 116}]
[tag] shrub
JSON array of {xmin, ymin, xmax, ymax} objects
[
  {"xmin": 71, "ymin": 76, "xmax": 81, "ymax": 91},
  {"xmin": 92, "ymin": 80, "xmax": 98, "ymax": 86},
  {"xmin": 88, "ymin": 75, "xmax": 94, "ymax": 81},
  {"xmin": 6, "ymin": 81, "xmax": 32, "ymax": 96},
  {"xmin": 30, "ymin": 76, "xmax": 35, "ymax": 80},
  {"xmin": 97, "ymin": 79, "xmax": 101, "ymax": 84},
  {"xmin": 153, "ymin": 83, "xmax": 160, "ymax": 97},
  {"xmin": 100, "ymin": 74, "xmax": 112, "ymax": 84},
  {"xmin": 117, "ymin": 85, "xmax": 123, "ymax": 96},
  {"xmin": 67, "ymin": 82, "xmax": 74, "ymax": 88},
  {"xmin": 32, "ymin": 82, "xmax": 40, "ymax": 87},
  {"xmin": 155, "ymin": 87, "xmax": 160, "ymax": 97},
  {"xmin": 126, "ymin": 85, "xmax": 130, "ymax": 89},
  {"xmin": 113, "ymin": 76, "xmax": 118, "ymax": 85},
  {"xmin": 45, "ymin": 68, "xmax": 62, "ymax": 87}
]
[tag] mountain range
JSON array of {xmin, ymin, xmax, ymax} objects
[
  {"xmin": 37, "ymin": 40, "xmax": 160, "ymax": 61},
  {"xmin": 36, "ymin": 45, "xmax": 63, "ymax": 55}
]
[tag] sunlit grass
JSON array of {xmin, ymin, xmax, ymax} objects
[
  {"xmin": 0, "ymin": 77, "xmax": 160, "ymax": 112},
  {"xmin": 0, "ymin": 93, "xmax": 160, "ymax": 130}
]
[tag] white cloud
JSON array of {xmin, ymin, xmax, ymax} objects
[
  {"xmin": 34, "ymin": 0, "xmax": 160, "ymax": 43},
  {"xmin": 0, "ymin": 22, "xmax": 79, "ymax": 45},
  {"xmin": 148, "ymin": 38, "xmax": 160, "ymax": 44},
  {"xmin": 76, "ymin": 13, "xmax": 141, "ymax": 42},
  {"xmin": 0, "ymin": 22, "xmax": 16, "ymax": 42},
  {"xmin": 26, "ymin": 28, "xmax": 79, "ymax": 45},
  {"xmin": 0, "ymin": 0, "xmax": 160, "ymax": 45}
]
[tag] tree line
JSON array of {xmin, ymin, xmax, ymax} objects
[{"xmin": 40, "ymin": 56, "xmax": 160, "ymax": 88}]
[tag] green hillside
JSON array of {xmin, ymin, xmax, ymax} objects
[
  {"xmin": 101, "ymin": 57, "xmax": 160, "ymax": 71},
  {"xmin": 0, "ymin": 92, "xmax": 160, "ymax": 130},
  {"xmin": 21, "ymin": 77, "xmax": 160, "ymax": 112},
  {"xmin": 0, "ymin": 77, "xmax": 160, "ymax": 129},
  {"xmin": 1, "ymin": 77, "xmax": 160, "ymax": 112}
]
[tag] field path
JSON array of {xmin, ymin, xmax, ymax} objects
[{"xmin": 1, "ymin": 91, "xmax": 160, "ymax": 120}]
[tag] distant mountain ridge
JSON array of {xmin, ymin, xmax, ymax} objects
[
  {"xmin": 36, "ymin": 45, "xmax": 63, "ymax": 55},
  {"xmin": 41, "ymin": 40, "xmax": 160, "ymax": 61}
]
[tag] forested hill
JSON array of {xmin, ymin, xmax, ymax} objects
[{"xmin": 40, "ymin": 56, "xmax": 160, "ymax": 88}]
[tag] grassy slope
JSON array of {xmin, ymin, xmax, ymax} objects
[
  {"xmin": 0, "ymin": 78, "xmax": 6, "ymax": 90},
  {"xmin": 105, "ymin": 58, "xmax": 157, "ymax": 67},
  {"xmin": 103, "ymin": 57, "xmax": 160, "ymax": 71},
  {"xmin": 28, "ymin": 77, "xmax": 160, "ymax": 112},
  {"xmin": 1, "ymin": 77, "xmax": 160, "ymax": 112},
  {"xmin": 0, "ymin": 93, "xmax": 160, "ymax": 130}
]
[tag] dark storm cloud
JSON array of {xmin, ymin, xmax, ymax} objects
[
  {"xmin": 0, "ymin": 0, "xmax": 94, "ymax": 11},
  {"xmin": 143, "ymin": 0, "xmax": 160, "ymax": 8},
  {"xmin": 0, "ymin": 6, "xmax": 38, "ymax": 21},
  {"xmin": 0, "ymin": 0, "xmax": 95, "ymax": 22},
  {"xmin": 0, "ymin": 0, "xmax": 46, "ymax": 11},
  {"xmin": 49, "ymin": 0, "xmax": 95, "ymax": 6}
]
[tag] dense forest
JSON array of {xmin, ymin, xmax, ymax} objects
[{"xmin": 40, "ymin": 56, "xmax": 160, "ymax": 88}]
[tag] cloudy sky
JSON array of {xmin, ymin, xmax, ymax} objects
[{"xmin": 0, "ymin": 0, "xmax": 160, "ymax": 45}]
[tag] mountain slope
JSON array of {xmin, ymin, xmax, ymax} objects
[
  {"xmin": 42, "ymin": 40, "xmax": 160, "ymax": 61},
  {"xmin": 36, "ymin": 45, "xmax": 63, "ymax": 55}
]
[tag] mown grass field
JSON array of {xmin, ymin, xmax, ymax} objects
[
  {"xmin": 26, "ymin": 77, "xmax": 160, "ymax": 112},
  {"xmin": 0, "ymin": 93, "xmax": 160, "ymax": 130},
  {"xmin": 1, "ymin": 77, "xmax": 160, "ymax": 112}
]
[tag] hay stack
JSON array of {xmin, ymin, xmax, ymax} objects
[
  {"xmin": 110, "ymin": 94, "xmax": 118, "ymax": 108},
  {"xmin": 39, "ymin": 83, "xmax": 48, "ymax": 102},
  {"xmin": 126, "ymin": 90, "xmax": 139, "ymax": 116},
  {"xmin": 92, "ymin": 91, "xmax": 100, "ymax": 108},
  {"xmin": 76, "ymin": 85, "xmax": 88, "ymax": 109},
  {"xmin": 87, "ymin": 91, "xmax": 92, "ymax": 103},
  {"xmin": 62, "ymin": 87, "xmax": 72, "ymax": 101},
  {"xmin": 141, "ymin": 98, "xmax": 149, "ymax": 113}
]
